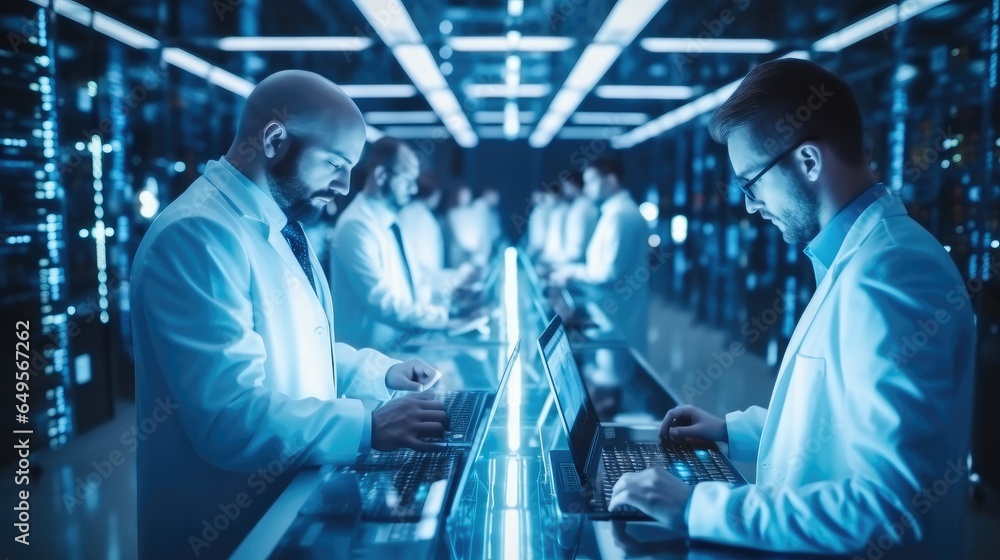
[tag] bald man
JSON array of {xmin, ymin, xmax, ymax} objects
[{"xmin": 131, "ymin": 70, "xmax": 449, "ymax": 559}]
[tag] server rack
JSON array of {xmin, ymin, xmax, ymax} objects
[{"xmin": 1, "ymin": 3, "xmax": 74, "ymax": 466}]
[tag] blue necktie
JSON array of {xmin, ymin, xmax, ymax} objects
[
  {"xmin": 390, "ymin": 222, "xmax": 416, "ymax": 300},
  {"xmin": 280, "ymin": 220, "xmax": 315, "ymax": 292}
]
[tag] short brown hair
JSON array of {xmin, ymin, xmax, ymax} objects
[
  {"xmin": 708, "ymin": 59, "xmax": 866, "ymax": 165},
  {"xmin": 365, "ymin": 135, "xmax": 411, "ymax": 177}
]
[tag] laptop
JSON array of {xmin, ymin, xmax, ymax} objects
[
  {"xmin": 450, "ymin": 250, "xmax": 504, "ymax": 318},
  {"xmin": 269, "ymin": 339, "xmax": 522, "ymax": 560},
  {"xmin": 412, "ymin": 338, "xmax": 520, "ymax": 446},
  {"xmin": 537, "ymin": 316, "xmax": 746, "ymax": 520},
  {"xmin": 446, "ymin": 338, "xmax": 521, "ymax": 519}
]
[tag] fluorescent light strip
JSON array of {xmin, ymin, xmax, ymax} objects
[
  {"xmin": 478, "ymin": 126, "xmax": 527, "ymax": 139},
  {"xmin": 46, "ymin": 0, "xmax": 159, "ymax": 49},
  {"xmin": 640, "ymin": 37, "xmax": 777, "ymax": 53},
  {"xmin": 530, "ymin": 0, "xmax": 670, "ymax": 148},
  {"xmin": 447, "ymin": 36, "xmax": 576, "ymax": 52},
  {"xmin": 594, "ymin": 85, "xmax": 695, "ymax": 99},
  {"xmin": 570, "ymin": 112, "xmax": 648, "ymax": 126},
  {"xmin": 465, "ymin": 83, "xmax": 551, "ymax": 98},
  {"xmin": 612, "ymin": 50, "xmax": 809, "ymax": 149},
  {"xmin": 549, "ymin": 89, "xmax": 586, "ymax": 115},
  {"xmin": 508, "ymin": 0, "xmax": 524, "ymax": 18},
  {"xmin": 339, "ymin": 84, "xmax": 417, "ymax": 98},
  {"xmin": 366, "ymin": 126, "xmax": 384, "ymax": 142},
  {"xmin": 52, "ymin": 0, "xmax": 92, "ymax": 26},
  {"xmin": 474, "ymin": 111, "xmax": 536, "ymax": 124},
  {"xmin": 352, "ymin": 0, "xmax": 421, "ymax": 46},
  {"xmin": 217, "ymin": 36, "xmax": 373, "ymax": 51},
  {"xmin": 813, "ymin": 0, "xmax": 949, "ymax": 51},
  {"xmin": 558, "ymin": 126, "xmax": 624, "ymax": 140},
  {"xmin": 353, "ymin": 0, "xmax": 476, "ymax": 147},
  {"xmin": 503, "ymin": 100, "xmax": 520, "ymax": 139},
  {"xmin": 381, "ymin": 126, "xmax": 449, "ymax": 138},
  {"xmin": 41, "ymin": 1, "xmax": 386, "ymax": 143},
  {"xmin": 162, "ymin": 47, "xmax": 213, "ymax": 78},
  {"xmin": 563, "ymin": 44, "xmax": 621, "ymax": 90},
  {"xmin": 91, "ymin": 13, "xmax": 159, "ymax": 49},
  {"xmin": 506, "ymin": 55, "xmax": 521, "ymax": 93},
  {"xmin": 363, "ymin": 111, "xmax": 439, "ymax": 124},
  {"xmin": 594, "ymin": 0, "xmax": 669, "ymax": 45},
  {"xmin": 207, "ymin": 67, "xmax": 255, "ymax": 97},
  {"xmin": 392, "ymin": 44, "xmax": 448, "ymax": 91}
]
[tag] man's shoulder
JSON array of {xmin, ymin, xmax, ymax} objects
[
  {"xmin": 846, "ymin": 216, "xmax": 963, "ymax": 291},
  {"xmin": 135, "ymin": 176, "xmax": 246, "ymax": 263}
]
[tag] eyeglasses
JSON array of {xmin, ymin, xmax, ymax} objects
[{"xmin": 735, "ymin": 140, "xmax": 809, "ymax": 202}]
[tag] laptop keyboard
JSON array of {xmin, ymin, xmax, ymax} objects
[
  {"xmin": 306, "ymin": 451, "xmax": 459, "ymax": 522},
  {"xmin": 421, "ymin": 391, "xmax": 482, "ymax": 443},
  {"xmin": 594, "ymin": 441, "xmax": 741, "ymax": 510}
]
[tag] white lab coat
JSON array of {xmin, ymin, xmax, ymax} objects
[
  {"xmin": 397, "ymin": 199, "xmax": 445, "ymax": 283},
  {"xmin": 565, "ymin": 190, "xmax": 650, "ymax": 355},
  {"xmin": 540, "ymin": 200, "xmax": 570, "ymax": 263},
  {"xmin": 526, "ymin": 203, "xmax": 551, "ymax": 257},
  {"xmin": 547, "ymin": 196, "xmax": 599, "ymax": 265},
  {"xmin": 687, "ymin": 193, "xmax": 977, "ymax": 558},
  {"xmin": 131, "ymin": 159, "xmax": 395, "ymax": 559},
  {"xmin": 331, "ymin": 192, "xmax": 447, "ymax": 350}
]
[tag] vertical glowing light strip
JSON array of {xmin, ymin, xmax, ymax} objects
[
  {"xmin": 89, "ymin": 136, "xmax": 109, "ymax": 323},
  {"xmin": 501, "ymin": 509, "xmax": 521, "ymax": 559},
  {"xmin": 503, "ymin": 247, "xmax": 522, "ymax": 452},
  {"xmin": 34, "ymin": 5, "xmax": 73, "ymax": 449},
  {"xmin": 505, "ymin": 457, "xmax": 520, "ymax": 507}
]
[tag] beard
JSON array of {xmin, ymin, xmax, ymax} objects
[
  {"xmin": 265, "ymin": 138, "xmax": 325, "ymax": 224},
  {"xmin": 776, "ymin": 175, "xmax": 821, "ymax": 244}
]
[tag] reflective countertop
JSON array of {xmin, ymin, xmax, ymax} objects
[{"xmin": 235, "ymin": 248, "xmax": 842, "ymax": 559}]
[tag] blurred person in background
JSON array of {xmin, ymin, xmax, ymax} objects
[
  {"xmin": 544, "ymin": 169, "xmax": 598, "ymax": 266},
  {"xmin": 539, "ymin": 181, "xmax": 570, "ymax": 266},
  {"xmin": 446, "ymin": 184, "xmax": 503, "ymax": 267},
  {"xmin": 397, "ymin": 170, "xmax": 478, "ymax": 307},
  {"xmin": 550, "ymin": 156, "xmax": 650, "ymax": 356},
  {"xmin": 331, "ymin": 136, "xmax": 469, "ymax": 350},
  {"xmin": 525, "ymin": 183, "xmax": 559, "ymax": 260}
]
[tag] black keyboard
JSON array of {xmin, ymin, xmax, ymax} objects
[
  {"xmin": 421, "ymin": 391, "xmax": 484, "ymax": 443},
  {"xmin": 594, "ymin": 441, "xmax": 741, "ymax": 511},
  {"xmin": 303, "ymin": 451, "xmax": 458, "ymax": 522},
  {"xmin": 353, "ymin": 449, "xmax": 421, "ymax": 468}
]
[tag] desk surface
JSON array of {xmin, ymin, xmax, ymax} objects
[{"xmin": 234, "ymin": 249, "xmax": 834, "ymax": 559}]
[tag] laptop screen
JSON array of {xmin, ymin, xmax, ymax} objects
[
  {"xmin": 538, "ymin": 316, "xmax": 601, "ymax": 475},
  {"xmin": 447, "ymin": 338, "xmax": 520, "ymax": 515}
]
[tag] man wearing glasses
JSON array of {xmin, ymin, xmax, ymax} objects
[
  {"xmin": 331, "ymin": 136, "xmax": 459, "ymax": 350},
  {"xmin": 609, "ymin": 59, "xmax": 976, "ymax": 559}
]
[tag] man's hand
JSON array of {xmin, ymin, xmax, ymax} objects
[
  {"xmin": 371, "ymin": 394, "xmax": 450, "ymax": 452},
  {"xmin": 660, "ymin": 404, "xmax": 727, "ymax": 443},
  {"xmin": 608, "ymin": 467, "xmax": 693, "ymax": 530},
  {"xmin": 385, "ymin": 359, "xmax": 442, "ymax": 391}
]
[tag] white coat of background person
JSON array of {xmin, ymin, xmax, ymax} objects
[
  {"xmin": 131, "ymin": 71, "xmax": 449, "ymax": 560},
  {"xmin": 447, "ymin": 186, "xmax": 503, "ymax": 267},
  {"xmin": 525, "ymin": 187, "xmax": 557, "ymax": 259},
  {"xmin": 550, "ymin": 156, "xmax": 650, "ymax": 356},
  {"xmin": 397, "ymin": 171, "xmax": 477, "ymax": 306},
  {"xmin": 608, "ymin": 59, "xmax": 977, "ymax": 560},
  {"xmin": 331, "ymin": 137, "xmax": 455, "ymax": 350},
  {"xmin": 544, "ymin": 169, "xmax": 598, "ymax": 265}
]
